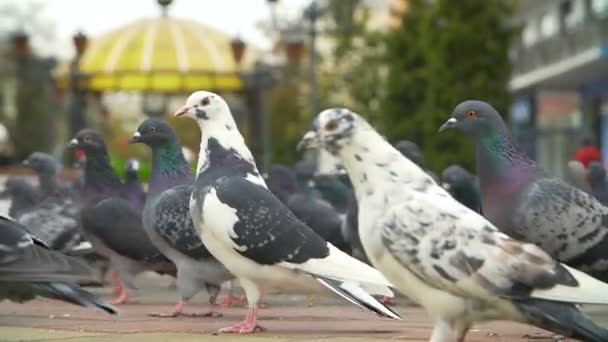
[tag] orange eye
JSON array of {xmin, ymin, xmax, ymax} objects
[
  {"xmin": 325, "ymin": 120, "xmax": 338, "ymax": 131},
  {"xmin": 467, "ymin": 110, "xmax": 477, "ymax": 118}
]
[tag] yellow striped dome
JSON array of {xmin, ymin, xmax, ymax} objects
[{"xmin": 59, "ymin": 17, "xmax": 252, "ymax": 93}]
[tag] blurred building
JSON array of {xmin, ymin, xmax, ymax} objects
[{"xmin": 509, "ymin": 0, "xmax": 608, "ymax": 177}]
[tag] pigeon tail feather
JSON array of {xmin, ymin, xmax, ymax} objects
[
  {"xmin": 514, "ymin": 298, "xmax": 608, "ymax": 342},
  {"xmin": 531, "ymin": 265, "xmax": 608, "ymax": 304},
  {"xmin": 32, "ymin": 282, "xmax": 117, "ymax": 315},
  {"xmin": 315, "ymin": 276, "xmax": 401, "ymax": 320}
]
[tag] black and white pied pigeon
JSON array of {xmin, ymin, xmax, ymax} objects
[
  {"xmin": 69, "ymin": 129, "xmax": 175, "ymax": 305},
  {"xmin": 129, "ymin": 118, "xmax": 233, "ymax": 318},
  {"xmin": 174, "ymin": 91, "xmax": 400, "ymax": 334},
  {"xmin": 0, "ymin": 215, "xmax": 116, "ymax": 314},
  {"xmin": 299, "ymin": 108, "xmax": 608, "ymax": 342},
  {"xmin": 440, "ymin": 101, "xmax": 608, "ymax": 282},
  {"xmin": 17, "ymin": 152, "xmax": 83, "ymax": 251}
]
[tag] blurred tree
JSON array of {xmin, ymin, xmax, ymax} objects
[{"xmin": 382, "ymin": 0, "xmax": 516, "ymax": 172}]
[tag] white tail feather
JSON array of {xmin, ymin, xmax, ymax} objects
[{"xmin": 531, "ymin": 264, "xmax": 608, "ymax": 304}]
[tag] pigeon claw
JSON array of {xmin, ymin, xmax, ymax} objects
[{"xmin": 219, "ymin": 308, "xmax": 265, "ymax": 334}]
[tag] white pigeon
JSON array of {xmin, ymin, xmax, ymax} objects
[
  {"xmin": 173, "ymin": 91, "xmax": 401, "ymax": 334},
  {"xmin": 298, "ymin": 108, "xmax": 608, "ymax": 342}
]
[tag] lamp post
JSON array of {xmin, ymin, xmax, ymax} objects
[
  {"xmin": 303, "ymin": 1, "xmax": 324, "ymax": 116},
  {"xmin": 68, "ymin": 31, "xmax": 88, "ymax": 136}
]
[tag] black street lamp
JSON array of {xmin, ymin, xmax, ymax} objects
[{"xmin": 68, "ymin": 31, "xmax": 89, "ymax": 136}]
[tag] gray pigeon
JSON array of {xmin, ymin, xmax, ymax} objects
[
  {"xmin": 129, "ymin": 118, "xmax": 232, "ymax": 318},
  {"xmin": 301, "ymin": 107, "xmax": 608, "ymax": 342},
  {"xmin": 174, "ymin": 91, "xmax": 399, "ymax": 333},
  {"xmin": 440, "ymin": 100, "xmax": 608, "ymax": 282},
  {"xmin": 69, "ymin": 129, "xmax": 175, "ymax": 305},
  {"xmin": 22, "ymin": 152, "xmax": 63, "ymax": 199},
  {"xmin": 123, "ymin": 158, "xmax": 146, "ymax": 212},
  {"xmin": 588, "ymin": 161, "xmax": 608, "ymax": 205},
  {"xmin": 440, "ymin": 165, "xmax": 481, "ymax": 213},
  {"xmin": 0, "ymin": 215, "xmax": 116, "ymax": 314},
  {"xmin": 1, "ymin": 177, "xmax": 40, "ymax": 218}
]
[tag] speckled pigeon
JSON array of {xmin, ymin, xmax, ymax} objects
[
  {"xmin": 1, "ymin": 177, "xmax": 40, "ymax": 218},
  {"xmin": 129, "ymin": 118, "xmax": 233, "ymax": 318},
  {"xmin": 587, "ymin": 161, "xmax": 608, "ymax": 206},
  {"xmin": 440, "ymin": 100, "xmax": 608, "ymax": 282},
  {"xmin": 174, "ymin": 91, "xmax": 400, "ymax": 333},
  {"xmin": 440, "ymin": 165, "xmax": 481, "ymax": 213},
  {"xmin": 300, "ymin": 107, "xmax": 608, "ymax": 342},
  {"xmin": 68, "ymin": 129, "xmax": 175, "ymax": 305},
  {"xmin": 0, "ymin": 215, "xmax": 116, "ymax": 314}
]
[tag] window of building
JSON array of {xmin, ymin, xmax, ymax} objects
[
  {"xmin": 540, "ymin": 9, "xmax": 560, "ymax": 37},
  {"xmin": 522, "ymin": 19, "xmax": 538, "ymax": 46},
  {"xmin": 592, "ymin": 0, "xmax": 608, "ymax": 17},
  {"xmin": 562, "ymin": 0, "xmax": 586, "ymax": 29}
]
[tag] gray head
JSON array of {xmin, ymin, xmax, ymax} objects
[
  {"xmin": 394, "ymin": 140, "xmax": 424, "ymax": 168},
  {"xmin": 439, "ymin": 100, "xmax": 507, "ymax": 138},
  {"xmin": 1, "ymin": 177, "xmax": 36, "ymax": 199},
  {"xmin": 441, "ymin": 165, "xmax": 473, "ymax": 189},
  {"xmin": 23, "ymin": 152, "xmax": 60, "ymax": 176},
  {"xmin": 298, "ymin": 108, "xmax": 365, "ymax": 155},
  {"xmin": 588, "ymin": 161, "xmax": 606, "ymax": 185},
  {"xmin": 129, "ymin": 118, "xmax": 179, "ymax": 147}
]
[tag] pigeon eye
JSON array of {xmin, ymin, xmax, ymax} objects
[
  {"xmin": 325, "ymin": 120, "xmax": 338, "ymax": 131},
  {"xmin": 149, "ymin": 126, "xmax": 156, "ymax": 133},
  {"xmin": 201, "ymin": 97, "xmax": 210, "ymax": 106},
  {"xmin": 467, "ymin": 111, "xmax": 477, "ymax": 118},
  {"xmin": 83, "ymin": 136, "xmax": 93, "ymax": 143}
]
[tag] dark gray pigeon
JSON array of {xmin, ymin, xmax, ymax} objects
[
  {"xmin": 302, "ymin": 107, "xmax": 608, "ymax": 342},
  {"xmin": 441, "ymin": 100, "xmax": 608, "ymax": 281},
  {"xmin": 174, "ymin": 91, "xmax": 399, "ymax": 333},
  {"xmin": 441, "ymin": 165, "xmax": 481, "ymax": 213},
  {"xmin": 0, "ymin": 215, "xmax": 116, "ymax": 314},
  {"xmin": 17, "ymin": 152, "xmax": 83, "ymax": 251},
  {"xmin": 129, "ymin": 118, "xmax": 232, "ymax": 318},
  {"xmin": 394, "ymin": 140, "xmax": 438, "ymax": 182},
  {"xmin": 1, "ymin": 177, "xmax": 40, "ymax": 218},
  {"xmin": 267, "ymin": 165, "xmax": 350, "ymax": 253},
  {"xmin": 123, "ymin": 158, "xmax": 146, "ymax": 212},
  {"xmin": 69, "ymin": 129, "xmax": 175, "ymax": 305},
  {"xmin": 587, "ymin": 161, "xmax": 608, "ymax": 205}
]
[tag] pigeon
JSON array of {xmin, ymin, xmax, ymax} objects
[
  {"xmin": 129, "ymin": 118, "xmax": 233, "ymax": 317},
  {"xmin": 267, "ymin": 165, "xmax": 350, "ymax": 253},
  {"xmin": 1, "ymin": 177, "xmax": 40, "ymax": 218},
  {"xmin": 440, "ymin": 100, "xmax": 608, "ymax": 281},
  {"xmin": 122, "ymin": 158, "xmax": 146, "ymax": 212},
  {"xmin": 567, "ymin": 160, "xmax": 592, "ymax": 193},
  {"xmin": 394, "ymin": 140, "xmax": 438, "ymax": 182},
  {"xmin": 68, "ymin": 129, "xmax": 175, "ymax": 305},
  {"xmin": 300, "ymin": 107, "xmax": 608, "ymax": 342},
  {"xmin": 0, "ymin": 215, "xmax": 116, "ymax": 314},
  {"xmin": 174, "ymin": 91, "xmax": 400, "ymax": 333},
  {"xmin": 17, "ymin": 153, "xmax": 83, "ymax": 251},
  {"xmin": 440, "ymin": 165, "xmax": 481, "ymax": 213},
  {"xmin": 587, "ymin": 161, "xmax": 608, "ymax": 205}
]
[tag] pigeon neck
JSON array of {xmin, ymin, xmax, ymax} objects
[
  {"xmin": 338, "ymin": 129, "xmax": 434, "ymax": 201},
  {"xmin": 475, "ymin": 129, "xmax": 536, "ymax": 185},
  {"xmin": 149, "ymin": 142, "xmax": 193, "ymax": 195},
  {"xmin": 38, "ymin": 172, "xmax": 58, "ymax": 194},
  {"xmin": 83, "ymin": 150, "xmax": 122, "ymax": 197},
  {"xmin": 195, "ymin": 121, "xmax": 258, "ymax": 175}
]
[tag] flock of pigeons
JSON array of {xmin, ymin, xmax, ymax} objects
[{"xmin": 2, "ymin": 91, "xmax": 608, "ymax": 341}]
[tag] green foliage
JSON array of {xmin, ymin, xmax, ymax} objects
[{"xmin": 381, "ymin": 0, "xmax": 516, "ymax": 172}]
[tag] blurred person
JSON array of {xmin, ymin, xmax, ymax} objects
[{"xmin": 574, "ymin": 136, "xmax": 601, "ymax": 168}]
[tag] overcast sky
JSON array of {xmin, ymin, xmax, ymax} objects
[{"xmin": 7, "ymin": 0, "xmax": 311, "ymax": 59}]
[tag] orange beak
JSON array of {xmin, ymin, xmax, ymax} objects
[{"xmin": 174, "ymin": 105, "xmax": 190, "ymax": 117}]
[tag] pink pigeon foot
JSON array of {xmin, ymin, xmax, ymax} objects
[
  {"xmin": 110, "ymin": 283, "xmax": 133, "ymax": 305},
  {"xmin": 148, "ymin": 301, "xmax": 223, "ymax": 318},
  {"xmin": 219, "ymin": 308, "xmax": 265, "ymax": 334}
]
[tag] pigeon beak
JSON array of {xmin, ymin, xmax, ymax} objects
[
  {"xmin": 128, "ymin": 131, "xmax": 141, "ymax": 144},
  {"xmin": 174, "ymin": 105, "xmax": 190, "ymax": 117},
  {"xmin": 67, "ymin": 138, "xmax": 79, "ymax": 148},
  {"xmin": 439, "ymin": 118, "xmax": 458, "ymax": 133},
  {"xmin": 297, "ymin": 131, "xmax": 320, "ymax": 151}
]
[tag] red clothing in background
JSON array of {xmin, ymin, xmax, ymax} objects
[{"xmin": 574, "ymin": 146, "xmax": 602, "ymax": 168}]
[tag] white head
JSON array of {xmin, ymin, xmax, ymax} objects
[
  {"xmin": 174, "ymin": 90, "xmax": 234, "ymax": 127},
  {"xmin": 298, "ymin": 108, "xmax": 369, "ymax": 155}
]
